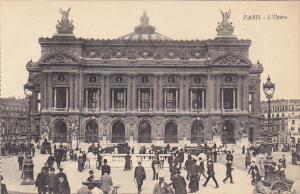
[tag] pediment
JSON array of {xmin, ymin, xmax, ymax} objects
[
  {"xmin": 211, "ymin": 54, "xmax": 250, "ymax": 66},
  {"xmin": 39, "ymin": 52, "xmax": 79, "ymax": 64}
]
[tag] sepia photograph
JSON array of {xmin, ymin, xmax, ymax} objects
[{"xmin": 0, "ymin": 1, "xmax": 299, "ymax": 194}]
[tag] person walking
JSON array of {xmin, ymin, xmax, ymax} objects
[
  {"xmin": 54, "ymin": 149, "xmax": 63, "ymax": 169},
  {"xmin": 56, "ymin": 168, "xmax": 70, "ymax": 194},
  {"xmin": 167, "ymin": 153, "xmax": 174, "ymax": 172},
  {"xmin": 99, "ymin": 172, "xmax": 113, "ymax": 194},
  {"xmin": 202, "ymin": 160, "xmax": 219, "ymax": 188},
  {"xmin": 169, "ymin": 171, "xmax": 187, "ymax": 194},
  {"xmin": 78, "ymin": 152, "xmax": 85, "ymax": 172},
  {"xmin": 134, "ymin": 161, "xmax": 146, "ymax": 194},
  {"xmin": 178, "ymin": 149, "xmax": 184, "ymax": 169},
  {"xmin": 198, "ymin": 157, "xmax": 207, "ymax": 181},
  {"xmin": 226, "ymin": 151, "xmax": 233, "ymax": 162},
  {"xmin": 184, "ymin": 155, "xmax": 193, "ymax": 180},
  {"xmin": 188, "ymin": 160, "xmax": 200, "ymax": 193},
  {"xmin": 35, "ymin": 169, "xmax": 48, "ymax": 194},
  {"xmin": 245, "ymin": 151, "xmax": 251, "ymax": 169},
  {"xmin": 47, "ymin": 154, "xmax": 56, "ymax": 169},
  {"xmin": 1, "ymin": 175, "xmax": 8, "ymax": 194},
  {"xmin": 18, "ymin": 153, "xmax": 24, "ymax": 170},
  {"xmin": 124, "ymin": 153, "xmax": 131, "ymax": 171},
  {"xmin": 97, "ymin": 153, "xmax": 102, "ymax": 170},
  {"xmin": 223, "ymin": 160, "xmax": 234, "ymax": 183},
  {"xmin": 101, "ymin": 159, "xmax": 111, "ymax": 175},
  {"xmin": 46, "ymin": 168, "xmax": 58, "ymax": 194},
  {"xmin": 152, "ymin": 156, "xmax": 161, "ymax": 180}
]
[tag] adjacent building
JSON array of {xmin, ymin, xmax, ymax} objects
[
  {"xmin": 25, "ymin": 10, "xmax": 263, "ymax": 145},
  {"xmin": 0, "ymin": 97, "xmax": 29, "ymax": 142},
  {"xmin": 261, "ymin": 99, "xmax": 300, "ymax": 145}
]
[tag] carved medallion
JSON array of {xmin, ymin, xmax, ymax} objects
[{"xmin": 213, "ymin": 55, "xmax": 248, "ymax": 66}]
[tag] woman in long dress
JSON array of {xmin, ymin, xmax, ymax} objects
[{"xmin": 78, "ymin": 152, "xmax": 85, "ymax": 172}]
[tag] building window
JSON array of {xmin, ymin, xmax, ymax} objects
[
  {"xmin": 164, "ymin": 89, "xmax": 178, "ymax": 111},
  {"xmin": 190, "ymin": 89, "xmax": 205, "ymax": 110},
  {"xmin": 221, "ymin": 88, "xmax": 237, "ymax": 110},
  {"xmin": 53, "ymin": 87, "xmax": 69, "ymax": 108},
  {"xmin": 112, "ymin": 88, "xmax": 126, "ymax": 110},
  {"xmin": 292, "ymin": 120, "xmax": 295, "ymax": 125},
  {"xmin": 85, "ymin": 88, "xmax": 100, "ymax": 109},
  {"xmin": 138, "ymin": 88, "xmax": 152, "ymax": 110},
  {"xmin": 37, "ymin": 92, "xmax": 41, "ymax": 112}
]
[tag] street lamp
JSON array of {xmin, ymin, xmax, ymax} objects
[
  {"xmin": 24, "ymin": 84, "xmax": 33, "ymax": 141},
  {"xmin": 263, "ymin": 75, "xmax": 275, "ymax": 180}
]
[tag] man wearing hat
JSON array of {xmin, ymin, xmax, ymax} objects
[
  {"xmin": 87, "ymin": 170, "xmax": 94, "ymax": 190},
  {"xmin": 223, "ymin": 160, "xmax": 234, "ymax": 184},
  {"xmin": 202, "ymin": 159, "xmax": 219, "ymax": 188},
  {"xmin": 169, "ymin": 170, "xmax": 187, "ymax": 194},
  {"xmin": 101, "ymin": 159, "xmax": 111, "ymax": 176},
  {"xmin": 0, "ymin": 175, "xmax": 8, "ymax": 194},
  {"xmin": 152, "ymin": 177, "xmax": 165, "ymax": 194},
  {"xmin": 77, "ymin": 182, "xmax": 92, "ymax": 194},
  {"xmin": 134, "ymin": 160, "xmax": 146, "ymax": 194}
]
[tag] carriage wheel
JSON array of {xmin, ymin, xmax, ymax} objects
[{"xmin": 270, "ymin": 180, "xmax": 289, "ymax": 191}]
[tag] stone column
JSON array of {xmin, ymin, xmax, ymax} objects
[
  {"xmin": 105, "ymin": 76, "xmax": 111, "ymax": 110},
  {"xmin": 74, "ymin": 73, "xmax": 79, "ymax": 110},
  {"xmin": 158, "ymin": 76, "xmax": 163, "ymax": 111},
  {"xmin": 216, "ymin": 75, "xmax": 220, "ymax": 111},
  {"xmin": 127, "ymin": 76, "xmax": 132, "ymax": 111},
  {"xmin": 179, "ymin": 76, "xmax": 184, "ymax": 111},
  {"xmin": 78, "ymin": 71, "xmax": 84, "ymax": 111},
  {"xmin": 132, "ymin": 76, "xmax": 137, "ymax": 111},
  {"xmin": 48, "ymin": 73, "xmax": 53, "ymax": 109},
  {"xmin": 153, "ymin": 76, "xmax": 158, "ymax": 111},
  {"xmin": 243, "ymin": 75, "xmax": 249, "ymax": 111},
  {"xmin": 41, "ymin": 74, "xmax": 46, "ymax": 110},
  {"xmin": 69, "ymin": 74, "xmax": 74, "ymax": 110},
  {"xmin": 184, "ymin": 77, "xmax": 190, "ymax": 111},
  {"xmin": 100, "ymin": 76, "xmax": 105, "ymax": 110},
  {"xmin": 206, "ymin": 73, "xmax": 212, "ymax": 111},
  {"xmin": 237, "ymin": 76, "xmax": 242, "ymax": 111}
]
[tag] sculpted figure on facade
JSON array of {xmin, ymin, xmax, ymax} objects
[
  {"xmin": 68, "ymin": 120, "xmax": 79, "ymax": 141},
  {"xmin": 56, "ymin": 8, "xmax": 74, "ymax": 34},
  {"xmin": 239, "ymin": 120, "xmax": 248, "ymax": 137},
  {"xmin": 216, "ymin": 10, "xmax": 235, "ymax": 36},
  {"xmin": 40, "ymin": 119, "xmax": 50, "ymax": 141},
  {"xmin": 209, "ymin": 117, "xmax": 221, "ymax": 136}
]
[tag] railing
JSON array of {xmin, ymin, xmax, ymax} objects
[
  {"xmin": 190, "ymin": 109, "xmax": 208, "ymax": 113},
  {"xmin": 111, "ymin": 108, "xmax": 126, "ymax": 112},
  {"xmin": 83, "ymin": 108, "xmax": 100, "ymax": 113},
  {"xmin": 138, "ymin": 108, "xmax": 153, "ymax": 112},
  {"xmin": 222, "ymin": 109, "xmax": 238, "ymax": 112},
  {"xmin": 164, "ymin": 108, "xmax": 179, "ymax": 112}
]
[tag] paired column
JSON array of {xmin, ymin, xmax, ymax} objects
[
  {"xmin": 179, "ymin": 76, "xmax": 184, "ymax": 111},
  {"xmin": 158, "ymin": 76, "xmax": 163, "ymax": 111},
  {"xmin": 153, "ymin": 76, "xmax": 158, "ymax": 111},
  {"xmin": 105, "ymin": 76, "xmax": 111, "ymax": 110},
  {"xmin": 100, "ymin": 76, "xmax": 105, "ymax": 110},
  {"xmin": 127, "ymin": 77, "xmax": 132, "ymax": 110},
  {"xmin": 132, "ymin": 77, "xmax": 137, "ymax": 110},
  {"xmin": 216, "ymin": 75, "xmax": 220, "ymax": 111}
]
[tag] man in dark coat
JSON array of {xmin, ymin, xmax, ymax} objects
[
  {"xmin": 101, "ymin": 159, "xmax": 111, "ymax": 175},
  {"xmin": 55, "ymin": 149, "xmax": 63, "ymax": 169},
  {"xmin": 124, "ymin": 153, "xmax": 131, "ymax": 171},
  {"xmin": 151, "ymin": 156, "xmax": 160, "ymax": 180},
  {"xmin": 18, "ymin": 153, "xmax": 24, "ymax": 170},
  {"xmin": 199, "ymin": 157, "xmax": 207, "ymax": 180},
  {"xmin": 188, "ymin": 160, "xmax": 200, "ymax": 193},
  {"xmin": 170, "ymin": 171, "xmax": 187, "ymax": 194},
  {"xmin": 203, "ymin": 160, "xmax": 219, "ymax": 188},
  {"xmin": 134, "ymin": 161, "xmax": 146, "ymax": 194},
  {"xmin": 47, "ymin": 153, "xmax": 56, "ymax": 169},
  {"xmin": 226, "ymin": 151, "xmax": 233, "ymax": 162},
  {"xmin": 178, "ymin": 149, "xmax": 184, "ymax": 169},
  {"xmin": 97, "ymin": 153, "xmax": 102, "ymax": 170},
  {"xmin": 36, "ymin": 169, "xmax": 48, "ymax": 194},
  {"xmin": 46, "ymin": 168, "xmax": 58, "ymax": 194},
  {"xmin": 223, "ymin": 160, "xmax": 234, "ymax": 183},
  {"xmin": 167, "ymin": 153, "xmax": 174, "ymax": 172},
  {"xmin": 56, "ymin": 168, "xmax": 70, "ymax": 194},
  {"xmin": 184, "ymin": 155, "xmax": 193, "ymax": 180},
  {"xmin": 1, "ymin": 175, "xmax": 8, "ymax": 194}
]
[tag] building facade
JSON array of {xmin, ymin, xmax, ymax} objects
[
  {"xmin": 261, "ymin": 99, "xmax": 300, "ymax": 145},
  {"xmin": 25, "ymin": 10, "xmax": 263, "ymax": 145},
  {"xmin": 0, "ymin": 98, "xmax": 29, "ymax": 142}
]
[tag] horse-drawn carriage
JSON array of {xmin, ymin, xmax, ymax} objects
[
  {"xmin": 184, "ymin": 144, "xmax": 211, "ymax": 155},
  {"xmin": 256, "ymin": 171, "xmax": 294, "ymax": 194},
  {"xmin": 101, "ymin": 143, "xmax": 129, "ymax": 154}
]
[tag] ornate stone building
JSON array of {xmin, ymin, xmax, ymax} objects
[{"xmin": 25, "ymin": 10, "xmax": 263, "ymax": 145}]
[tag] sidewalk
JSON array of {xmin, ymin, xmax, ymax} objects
[{"xmin": 2, "ymin": 154, "xmax": 255, "ymax": 194}]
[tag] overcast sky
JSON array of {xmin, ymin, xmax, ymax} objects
[{"xmin": 1, "ymin": 1, "xmax": 299, "ymax": 101}]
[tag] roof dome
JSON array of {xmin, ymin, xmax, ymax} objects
[{"xmin": 118, "ymin": 11, "xmax": 171, "ymax": 41}]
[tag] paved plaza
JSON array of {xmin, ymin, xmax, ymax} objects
[{"xmin": 1, "ymin": 150, "xmax": 299, "ymax": 194}]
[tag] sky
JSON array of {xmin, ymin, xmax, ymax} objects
[{"xmin": 1, "ymin": 1, "xmax": 299, "ymax": 101}]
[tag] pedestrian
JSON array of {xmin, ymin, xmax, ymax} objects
[
  {"xmin": 47, "ymin": 153, "xmax": 56, "ymax": 169},
  {"xmin": 178, "ymin": 149, "xmax": 184, "ymax": 169},
  {"xmin": 134, "ymin": 161, "xmax": 146, "ymax": 194},
  {"xmin": 245, "ymin": 152, "xmax": 251, "ymax": 169},
  {"xmin": 18, "ymin": 153, "xmax": 24, "ymax": 170},
  {"xmin": 55, "ymin": 149, "xmax": 63, "ymax": 169},
  {"xmin": 202, "ymin": 159, "xmax": 219, "ymax": 188},
  {"xmin": 35, "ymin": 169, "xmax": 48, "ymax": 194},
  {"xmin": 42, "ymin": 162, "xmax": 50, "ymax": 173},
  {"xmin": 226, "ymin": 151, "xmax": 233, "ymax": 162},
  {"xmin": 248, "ymin": 161, "xmax": 259, "ymax": 185},
  {"xmin": 169, "ymin": 170, "xmax": 187, "ymax": 194},
  {"xmin": 213, "ymin": 148, "xmax": 218, "ymax": 163},
  {"xmin": 97, "ymin": 153, "xmax": 102, "ymax": 170},
  {"xmin": 31, "ymin": 146, "xmax": 35, "ymax": 157},
  {"xmin": 184, "ymin": 155, "xmax": 193, "ymax": 180},
  {"xmin": 188, "ymin": 159, "xmax": 200, "ymax": 193},
  {"xmin": 101, "ymin": 159, "xmax": 111, "ymax": 175},
  {"xmin": 251, "ymin": 168, "xmax": 261, "ymax": 186},
  {"xmin": 99, "ymin": 172, "xmax": 113, "ymax": 194},
  {"xmin": 78, "ymin": 152, "xmax": 85, "ymax": 172},
  {"xmin": 291, "ymin": 147, "xmax": 297, "ymax": 165},
  {"xmin": 86, "ymin": 170, "xmax": 95, "ymax": 190},
  {"xmin": 242, "ymin": 145, "xmax": 245, "ymax": 154},
  {"xmin": 167, "ymin": 153, "xmax": 174, "ymax": 172},
  {"xmin": 124, "ymin": 153, "xmax": 131, "ymax": 171},
  {"xmin": 152, "ymin": 156, "xmax": 161, "ymax": 180},
  {"xmin": 77, "ymin": 182, "xmax": 92, "ymax": 194},
  {"xmin": 198, "ymin": 157, "xmax": 207, "ymax": 181},
  {"xmin": 46, "ymin": 168, "xmax": 58, "ymax": 194},
  {"xmin": 223, "ymin": 160, "xmax": 234, "ymax": 183},
  {"xmin": 0, "ymin": 175, "xmax": 8, "ymax": 194},
  {"xmin": 152, "ymin": 177, "xmax": 165, "ymax": 194},
  {"xmin": 56, "ymin": 168, "xmax": 70, "ymax": 194}
]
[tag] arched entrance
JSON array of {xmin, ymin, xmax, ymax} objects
[
  {"xmin": 138, "ymin": 121, "xmax": 152, "ymax": 143},
  {"xmin": 53, "ymin": 120, "xmax": 67, "ymax": 142},
  {"xmin": 85, "ymin": 120, "xmax": 98, "ymax": 143},
  {"xmin": 112, "ymin": 121, "xmax": 125, "ymax": 143},
  {"xmin": 222, "ymin": 120, "xmax": 235, "ymax": 144},
  {"xmin": 191, "ymin": 120, "xmax": 204, "ymax": 144},
  {"xmin": 165, "ymin": 122, "xmax": 178, "ymax": 143}
]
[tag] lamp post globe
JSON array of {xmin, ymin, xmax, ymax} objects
[{"xmin": 262, "ymin": 75, "xmax": 275, "ymax": 181}]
